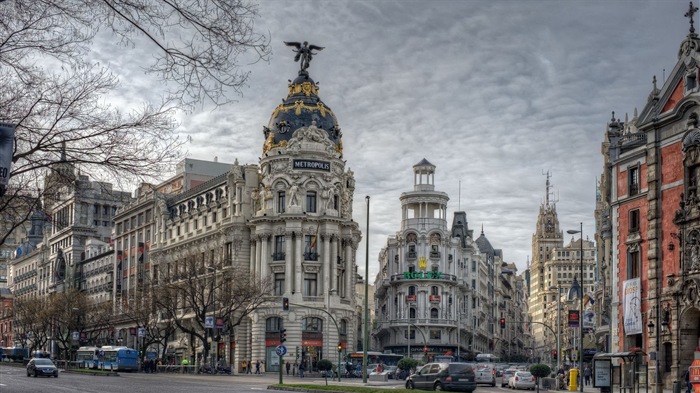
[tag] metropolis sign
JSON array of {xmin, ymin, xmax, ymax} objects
[{"xmin": 293, "ymin": 159, "xmax": 331, "ymax": 172}]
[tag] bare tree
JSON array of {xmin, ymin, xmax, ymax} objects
[
  {"xmin": 12, "ymin": 296, "xmax": 53, "ymax": 354},
  {"xmin": 153, "ymin": 257, "xmax": 272, "ymax": 366},
  {"xmin": 0, "ymin": 1, "xmax": 270, "ymax": 246}
]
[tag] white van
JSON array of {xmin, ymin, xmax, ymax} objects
[{"xmin": 474, "ymin": 362, "xmax": 496, "ymax": 386}]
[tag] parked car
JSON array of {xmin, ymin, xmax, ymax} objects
[
  {"xmin": 509, "ymin": 371, "xmax": 536, "ymax": 390},
  {"xmin": 405, "ymin": 362, "xmax": 476, "ymax": 392},
  {"xmin": 26, "ymin": 358, "xmax": 58, "ymax": 378},
  {"xmin": 500, "ymin": 369, "xmax": 518, "ymax": 387}
]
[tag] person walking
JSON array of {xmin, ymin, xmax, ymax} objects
[
  {"xmin": 293, "ymin": 361, "xmax": 297, "ymax": 376},
  {"xmin": 584, "ymin": 364, "xmax": 592, "ymax": 386},
  {"xmin": 255, "ymin": 359, "xmax": 261, "ymax": 374},
  {"xmin": 299, "ymin": 361, "xmax": 305, "ymax": 378},
  {"xmin": 286, "ymin": 361, "xmax": 291, "ymax": 375},
  {"xmin": 247, "ymin": 360, "xmax": 252, "ymax": 374},
  {"xmin": 686, "ymin": 368, "xmax": 692, "ymax": 393}
]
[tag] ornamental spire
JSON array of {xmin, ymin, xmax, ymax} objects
[{"xmin": 686, "ymin": 1, "xmax": 699, "ymax": 35}]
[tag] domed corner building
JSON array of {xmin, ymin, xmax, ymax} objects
[
  {"xmin": 248, "ymin": 55, "xmax": 362, "ymax": 373},
  {"xmin": 143, "ymin": 47, "xmax": 361, "ymax": 374}
]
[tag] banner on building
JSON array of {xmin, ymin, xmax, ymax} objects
[
  {"xmin": 0, "ymin": 123, "xmax": 15, "ymax": 196},
  {"xmin": 583, "ymin": 309, "xmax": 596, "ymax": 330},
  {"xmin": 568, "ymin": 310, "xmax": 580, "ymax": 328},
  {"xmin": 623, "ymin": 278, "xmax": 642, "ymax": 335}
]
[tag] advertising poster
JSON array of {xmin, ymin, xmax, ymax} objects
[
  {"xmin": 623, "ymin": 278, "xmax": 642, "ymax": 335},
  {"xmin": 594, "ymin": 359, "xmax": 611, "ymax": 388}
]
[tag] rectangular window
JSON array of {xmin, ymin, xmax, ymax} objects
[
  {"xmin": 304, "ymin": 273, "xmax": 317, "ymax": 296},
  {"xmin": 629, "ymin": 209, "xmax": 640, "ymax": 233},
  {"xmin": 274, "ymin": 235, "xmax": 286, "ymax": 260},
  {"xmin": 306, "ymin": 191, "xmax": 317, "ymax": 213},
  {"xmin": 430, "ymin": 330, "xmax": 441, "ymax": 340},
  {"xmin": 274, "ymin": 273, "xmax": 285, "ymax": 296},
  {"xmin": 628, "ymin": 166, "xmax": 640, "ymax": 196},
  {"xmin": 278, "ymin": 191, "xmax": 286, "ymax": 213},
  {"xmin": 627, "ymin": 249, "xmax": 640, "ymax": 279},
  {"xmin": 305, "ymin": 235, "xmax": 318, "ymax": 260}
]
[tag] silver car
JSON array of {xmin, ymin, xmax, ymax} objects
[{"xmin": 509, "ymin": 371, "xmax": 536, "ymax": 390}]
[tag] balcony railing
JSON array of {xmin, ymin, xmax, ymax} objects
[
  {"xmin": 405, "ymin": 295, "xmax": 417, "ymax": 302},
  {"xmin": 391, "ymin": 273, "xmax": 458, "ymax": 282},
  {"xmin": 272, "ymin": 252, "xmax": 286, "ymax": 261},
  {"xmin": 304, "ymin": 252, "xmax": 318, "ymax": 261},
  {"xmin": 406, "ymin": 251, "xmax": 417, "ymax": 260},
  {"xmin": 429, "ymin": 295, "xmax": 441, "ymax": 302}
]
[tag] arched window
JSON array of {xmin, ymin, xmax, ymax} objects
[
  {"xmin": 266, "ymin": 317, "xmax": 282, "ymax": 332},
  {"xmin": 430, "ymin": 308, "xmax": 439, "ymax": 319},
  {"xmin": 302, "ymin": 317, "xmax": 323, "ymax": 332},
  {"xmin": 431, "ymin": 286, "xmax": 439, "ymax": 296},
  {"xmin": 340, "ymin": 319, "xmax": 347, "ymax": 335},
  {"xmin": 408, "ymin": 286, "xmax": 416, "ymax": 296}
]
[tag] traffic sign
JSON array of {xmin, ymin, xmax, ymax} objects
[{"xmin": 276, "ymin": 345, "xmax": 287, "ymax": 356}]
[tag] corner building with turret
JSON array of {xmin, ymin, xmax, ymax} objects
[{"xmin": 147, "ymin": 60, "xmax": 361, "ymax": 372}]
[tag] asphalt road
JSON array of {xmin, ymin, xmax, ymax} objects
[{"xmin": 1, "ymin": 364, "xmax": 528, "ymax": 392}]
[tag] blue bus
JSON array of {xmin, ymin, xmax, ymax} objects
[
  {"xmin": 100, "ymin": 346, "xmax": 138, "ymax": 371},
  {"xmin": 30, "ymin": 350, "xmax": 51, "ymax": 359},
  {"xmin": 2, "ymin": 347, "xmax": 29, "ymax": 362}
]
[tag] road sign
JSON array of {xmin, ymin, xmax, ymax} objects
[
  {"xmin": 205, "ymin": 316, "xmax": 214, "ymax": 328},
  {"xmin": 275, "ymin": 345, "xmax": 287, "ymax": 356}
]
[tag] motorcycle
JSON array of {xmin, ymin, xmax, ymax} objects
[
  {"xmin": 198, "ymin": 364, "xmax": 214, "ymax": 374},
  {"xmin": 215, "ymin": 365, "xmax": 232, "ymax": 375}
]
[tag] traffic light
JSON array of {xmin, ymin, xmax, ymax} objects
[
  {"xmin": 553, "ymin": 350, "xmax": 558, "ymax": 360},
  {"xmin": 295, "ymin": 345, "xmax": 300, "ymax": 359},
  {"xmin": 282, "ymin": 297, "xmax": 289, "ymax": 311},
  {"xmin": 499, "ymin": 318, "xmax": 506, "ymax": 329},
  {"xmin": 423, "ymin": 346, "xmax": 428, "ymax": 353},
  {"xmin": 337, "ymin": 342, "xmax": 342, "ymax": 352},
  {"xmin": 280, "ymin": 328, "xmax": 287, "ymax": 344}
]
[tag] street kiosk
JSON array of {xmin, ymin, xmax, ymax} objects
[{"xmin": 593, "ymin": 350, "xmax": 648, "ymax": 393}]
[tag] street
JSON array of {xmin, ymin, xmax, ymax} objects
[{"xmin": 0, "ymin": 364, "xmax": 620, "ymax": 393}]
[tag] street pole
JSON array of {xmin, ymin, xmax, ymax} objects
[
  {"xmin": 363, "ymin": 196, "xmax": 370, "ymax": 384},
  {"xmin": 556, "ymin": 285, "xmax": 561, "ymax": 371},
  {"xmin": 408, "ymin": 321, "xmax": 411, "ymax": 360},
  {"xmin": 579, "ymin": 222, "xmax": 583, "ymax": 393}
]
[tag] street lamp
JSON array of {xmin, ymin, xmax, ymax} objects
[
  {"xmin": 363, "ymin": 196, "xmax": 370, "ymax": 384},
  {"xmin": 567, "ymin": 222, "xmax": 584, "ymax": 393},
  {"xmin": 207, "ymin": 264, "xmax": 216, "ymax": 367},
  {"xmin": 550, "ymin": 285, "xmax": 562, "ymax": 371}
]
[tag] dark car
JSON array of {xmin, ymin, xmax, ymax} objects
[
  {"xmin": 406, "ymin": 362, "xmax": 476, "ymax": 392},
  {"xmin": 26, "ymin": 358, "xmax": 58, "ymax": 378}
]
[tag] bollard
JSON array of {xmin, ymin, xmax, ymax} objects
[{"xmin": 569, "ymin": 368, "xmax": 579, "ymax": 391}]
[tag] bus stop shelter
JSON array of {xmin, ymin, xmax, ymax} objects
[{"xmin": 593, "ymin": 350, "xmax": 648, "ymax": 393}]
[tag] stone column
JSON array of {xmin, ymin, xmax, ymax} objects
[
  {"xmin": 260, "ymin": 234, "xmax": 269, "ymax": 279},
  {"xmin": 295, "ymin": 234, "xmax": 303, "ymax": 296},
  {"xmin": 285, "ymin": 231, "xmax": 293, "ymax": 294},
  {"xmin": 330, "ymin": 235, "xmax": 337, "ymax": 294},
  {"xmin": 322, "ymin": 233, "xmax": 330, "ymax": 295},
  {"xmin": 249, "ymin": 238, "xmax": 257, "ymax": 276}
]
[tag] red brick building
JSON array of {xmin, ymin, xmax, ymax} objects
[
  {"xmin": 0, "ymin": 287, "xmax": 12, "ymax": 348},
  {"xmin": 598, "ymin": 5, "xmax": 700, "ymax": 389}
]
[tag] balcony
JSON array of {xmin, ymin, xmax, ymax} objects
[
  {"xmin": 429, "ymin": 295, "xmax": 441, "ymax": 303},
  {"xmin": 406, "ymin": 251, "xmax": 417, "ymax": 260},
  {"xmin": 405, "ymin": 295, "xmax": 417, "ymax": 302},
  {"xmin": 304, "ymin": 252, "xmax": 318, "ymax": 261},
  {"xmin": 272, "ymin": 252, "xmax": 286, "ymax": 261},
  {"xmin": 429, "ymin": 251, "xmax": 440, "ymax": 259}
]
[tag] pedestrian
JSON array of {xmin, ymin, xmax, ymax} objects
[
  {"xmin": 686, "ymin": 368, "xmax": 692, "ymax": 393},
  {"xmin": 181, "ymin": 357, "xmax": 189, "ymax": 374},
  {"xmin": 584, "ymin": 365, "xmax": 592, "ymax": 386},
  {"xmin": 286, "ymin": 361, "xmax": 291, "ymax": 375},
  {"xmin": 299, "ymin": 361, "xmax": 305, "ymax": 378},
  {"xmin": 241, "ymin": 360, "xmax": 247, "ymax": 374},
  {"xmin": 255, "ymin": 359, "xmax": 261, "ymax": 374},
  {"xmin": 293, "ymin": 361, "xmax": 297, "ymax": 376}
]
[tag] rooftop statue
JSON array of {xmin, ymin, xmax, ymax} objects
[{"xmin": 284, "ymin": 41, "xmax": 324, "ymax": 73}]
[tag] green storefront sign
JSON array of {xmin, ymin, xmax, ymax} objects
[{"xmin": 403, "ymin": 271, "xmax": 442, "ymax": 279}]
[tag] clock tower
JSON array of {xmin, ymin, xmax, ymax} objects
[{"xmin": 528, "ymin": 172, "xmax": 564, "ymax": 355}]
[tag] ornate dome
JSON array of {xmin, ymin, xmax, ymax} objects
[{"xmin": 263, "ymin": 72, "xmax": 342, "ymax": 155}]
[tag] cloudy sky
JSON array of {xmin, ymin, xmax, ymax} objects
[{"xmin": 105, "ymin": 0, "xmax": 694, "ymax": 282}]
